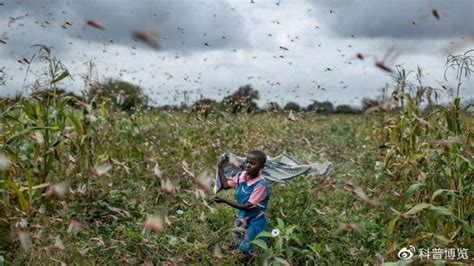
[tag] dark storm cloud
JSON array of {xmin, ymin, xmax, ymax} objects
[
  {"xmin": 1, "ymin": 0, "xmax": 249, "ymax": 55},
  {"xmin": 1, "ymin": 0, "xmax": 472, "ymax": 105},
  {"xmin": 311, "ymin": 0, "xmax": 474, "ymax": 39},
  {"xmin": 0, "ymin": 1, "xmax": 71, "ymax": 58},
  {"xmin": 68, "ymin": 0, "xmax": 249, "ymax": 52}
]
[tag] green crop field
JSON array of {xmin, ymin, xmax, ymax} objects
[
  {"xmin": 1, "ymin": 95, "xmax": 473, "ymax": 264},
  {"xmin": 0, "ymin": 39, "xmax": 473, "ymax": 266}
]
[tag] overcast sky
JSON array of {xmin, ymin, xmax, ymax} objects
[{"xmin": 1, "ymin": 0, "xmax": 473, "ymax": 107}]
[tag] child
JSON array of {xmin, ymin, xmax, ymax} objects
[{"xmin": 213, "ymin": 150, "xmax": 270, "ymax": 254}]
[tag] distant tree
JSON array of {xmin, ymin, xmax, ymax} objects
[
  {"xmin": 307, "ymin": 100, "xmax": 334, "ymax": 113},
  {"xmin": 222, "ymin": 84, "xmax": 259, "ymax": 113},
  {"xmin": 31, "ymin": 88, "xmax": 82, "ymax": 107},
  {"xmin": 335, "ymin": 104, "xmax": 359, "ymax": 114},
  {"xmin": 283, "ymin": 101, "xmax": 301, "ymax": 112},
  {"xmin": 156, "ymin": 104, "xmax": 178, "ymax": 111},
  {"xmin": 262, "ymin": 101, "xmax": 281, "ymax": 112},
  {"xmin": 88, "ymin": 79, "xmax": 149, "ymax": 111},
  {"xmin": 190, "ymin": 98, "xmax": 219, "ymax": 117},
  {"xmin": 361, "ymin": 97, "xmax": 379, "ymax": 111},
  {"xmin": 0, "ymin": 92, "xmax": 23, "ymax": 111}
]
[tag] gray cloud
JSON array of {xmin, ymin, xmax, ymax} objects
[
  {"xmin": 1, "ymin": 0, "xmax": 250, "ymax": 55},
  {"xmin": 311, "ymin": 0, "xmax": 474, "ymax": 39},
  {"xmin": 0, "ymin": 0, "xmax": 472, "ymax": 107}
]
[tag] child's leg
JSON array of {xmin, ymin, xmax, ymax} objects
[
  {"xmin": 238, "ymin": 217, "xmax": 268, "ymax": 253},
  {"xmin": 233, "ymin": 217, "xmax": 247, "ymax": 250}
]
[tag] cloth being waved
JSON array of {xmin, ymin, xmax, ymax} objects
[{"xmin": 214, "ymin": 153, "xmax": 331, "ymax": 194}]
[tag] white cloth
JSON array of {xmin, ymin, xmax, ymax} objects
[{"xmin": 214, "ymin": 153, "xmax": 331, "ymax": 194}]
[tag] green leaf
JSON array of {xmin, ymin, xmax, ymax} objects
[
  {"xmin": 250, "ymin": 239, "xmax": 268, "ymax": 250},
  {"xmin": 400, "ymin": 182, "xmax": 425, "ymax": 207},
  {"xmin": 26, "ymin": 169, "xmax": 33, "ymax": 203},
  {"xmin": 58, "ymin": 96, "xmax": 73, "ymax": 109},
  {"xmin": 35, "ymin": 100, "xmax": 42, "ymax": 118},
  {"xmin": 101, "ymin": 102, "xmax": 107, "ymax": 116},
  {"xmin": 264, "ymin": 248, "xmax": 274, "ymax": 258},
  {"xmin": 5, "ymin": 126, "xmax": 50, "ymax": 145},
  {"xmin": 4, "ymin": 179, "xmax": 28, "ymax": 211},
  {"xmin": 50, "ymin": 70, "xmax": 70, "ymax": 84},
  {"xmin": 459, "ymin": 155, "xmax": 472, "ymax": 167},
  {"xmin": 454, "ymin": 97, "xmax": 461, "ymax": 108},
  {"xmin": 277, "ymin": 218, "xmax": 284, "ymax": 228},
  {"xmin": 387, "ymin": 216, "xmax": 400, "ymax": 235},
  {"xmin": 68, "ymin": 112, "xmax": 83, "ymax": 137},
  {"xmin": 308, "ymin": 243, "xmax": 321, "ymax": 253},
  {"xmin": 462, "ymin": 103, "xmax": 473, "ymax": 112},
  {"xmin": 255, "ymin": 231, "xmax": 273, "ymax": 239},
  {"xmin": 428, "ymin": 206, "xmax": 455, "ymax": 217},
  {"xmin": 285, "ymin": 246, "xmax": 293, "ymax": 260},
  {"xmin": 21, "ymin": 100, "xmax": 37, "ymax": 121},
  {"xmin": 0, "ymin": 105, "xmax": 20, "ymax": 120},
  {"xmin": 132, "ymin": 147, "xmax": 141, "ymax": 158},
  {"xmin": 275, "ymin": 237, "xmax": 283, "ymax": 253},
  {"xmin": 445, "ymin": 111, "xmax": 454, "ymax": 132},
  {"xmin": 287, "ymin": 225, "xmax": 296, "ymax": 234},
  {"xmin": 457, "ymin": 219, "xmax": 474, "ymax": 234},
  {"xmin": 273, "ymin": 256, "xmax": 290, "ymax": 265},
  {"xmin": 403, "ymin": 203, "xmax": 431, "ymax": 216},
  {"xmin": 425, "ymin": 233, "xmax": 454, "ymax": 245},
  {"xmin": 460, "ymin": 161, "xmax": 469, "ymax": 174},
  {"xmin": 430, "ymin": 189, "xmax": 457, "ymax": 202},
  {"xmin": 289, "ymin": 235, "xmax": 302, "ymax": 246}
]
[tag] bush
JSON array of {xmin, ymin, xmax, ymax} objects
[
  {"xmin": 262, "ymin": 101, "xmax": 281, "ymax": 112},
  {"xmin": 283, "ymin": 102, "xmax": 301, "ymax": 112},
  {"xmin": 190, "ymin": 98, "xmax": 219, "ymax": 116},
  {"xmin": 31, "ymin": 88, "xmax": 82, "ymax": 107},
  {"xmin": 335, "ymin": 104, "xmax": 359, "ymax": 114},
  {"xmin": 0, "ymin": 93, "xmax": 23, "ymax": 111},
  {"xmin": 360, "ymin": 97, "xmax": 379, "ymax": 111},
  {"xmin": 221, "ymin": 84, "xmax": 260, "ymax": 113},
  {"xmin": 88, "ymin": 79, "xmax": 148, "ymax": 111},
  {"xmin": 422, "ymin": 104, "xmax": 445, "ymax": 114},
  {"xmin": 306, "ymin": 100, "xmax": 334, "ymax": 113},
  {"xmin": 155, "ymin": 105, "xmax": 179, "ymax": 111}
]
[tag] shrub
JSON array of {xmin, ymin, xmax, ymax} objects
[
  {"xmin": 335, "ymin": 104, "xmax": 359, "ymax": 114},
  {"xmin": 31, "ymin": 88, "xmax": 82, "ymax": 107},
  {"xmin": 283, "ymin": 102, "xmax": 301, "ymax": 112},
  {"xmin": 190, "ymin": 98, "xmax": 219, "ymax": 117},
  {"xmin": 306, "ymin": 100, "xmax": 334, "ymax": 113},
  {"xmin": 0, "ymin": 93, "xmax": 23, "ymax": 111},
  {"xmin": 88, "ymin": 79, "xmax": 149, "ymax": 111},
  {"xmin": 262, "ymin": 101, "xmax": 281, "ymax": 112},
  {"xmin": 360, "ymin": 97, "xmax": 379, "ymax": 111},
  {"xmin": 221, "ymin": 84, "xmax": 260, "ymax": 113}
]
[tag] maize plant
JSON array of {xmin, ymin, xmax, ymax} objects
[{"xmin": 374, "ymin": 56, "xmax": 474, "ymax": 258}]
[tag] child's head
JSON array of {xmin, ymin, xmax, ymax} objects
[{"xmin": 245, "ymin": 150, "xmax": 267, "ymax": 177}]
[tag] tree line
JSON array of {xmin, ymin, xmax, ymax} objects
[{"xmin": 0, "ymin": 80, "xmax": 405, "ymax": 115}]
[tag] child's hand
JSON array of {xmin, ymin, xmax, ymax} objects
[
  {"xmin": 213, "ymin": 196, "xmax": 225, "ymax": 203},
  {"xmin": 217, "ymin": 156, "xmax": 228, "ymax": 167}
]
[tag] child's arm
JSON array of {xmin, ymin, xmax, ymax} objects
[
  {"xmin": 213, "ymin": 196, "xmax": 254, "ymax": 211},
  {"xmin": 217, "ymin": 157, "xmax": 231, "ymax": 190}
]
